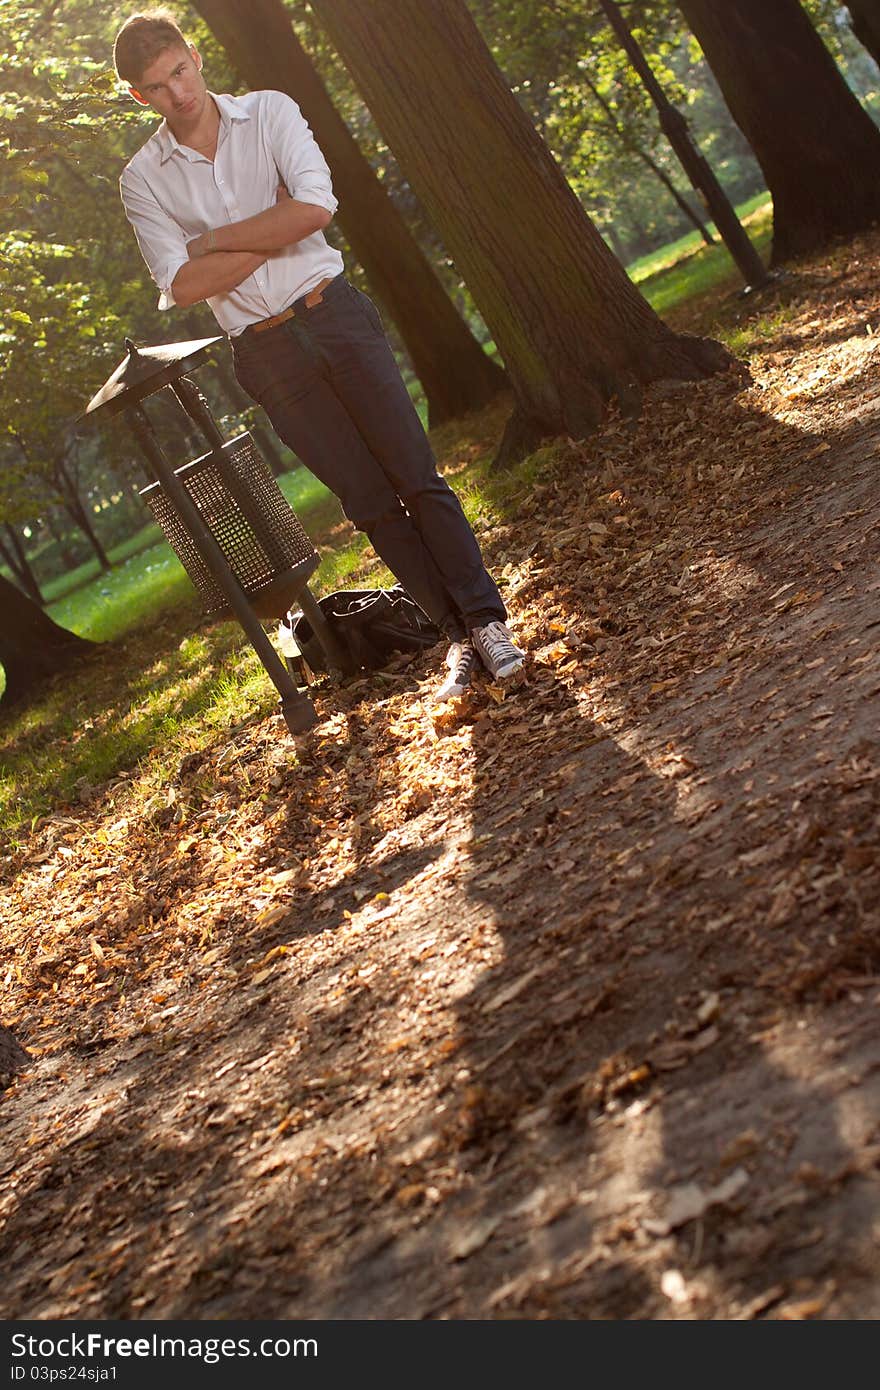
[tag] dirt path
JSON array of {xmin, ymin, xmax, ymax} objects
[{"xmin": 2, "ymin": 234, "xmax": 880, "ymax": 1320}]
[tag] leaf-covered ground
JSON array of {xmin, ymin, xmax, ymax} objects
[{"xmin": 3, "ymin": 233, "xmax": 880, "ymax": 1320}]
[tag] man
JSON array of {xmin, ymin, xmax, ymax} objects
[{"xmin": 114, "ymin": 9, "xmax": 525, "ymax": 700}]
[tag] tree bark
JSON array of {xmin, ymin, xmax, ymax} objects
[
  {"xmin": 0, "ymin": 573, "xmax": 93, "ymax": 706},
  {"xmin": 0, "ymin": 1023, "xmax": 30, "ymax": 1082},
  {"xmin": 847, "ymin": 1, "xmax": 880, "ymax": 69},
  {"xmin": 191, "ymin": 0, "xmax": 508, "ymax": 427},
  {"xmin": 598, "ymin": 0, "xmax": 767, "ymax": 286},
  {"xmin": 307, "ymin": 0, "xmax": 737, "ymax": 463},
  {"xmin": 57, "ymin": 485, "xmax": 112, "ymax": 573},
  {"xmin": 678, "ymin": 0, "xmax": 880, "ymax": 265},
  {"xmin": 42, "ymin": 447, "xmax": 111, "ymax": 572},
  {"xmin": 45, "ymin": 509, "xmax": 80, "ymax": 570},
  {"xmin": 0, "ymin": 525, "xmax": 44, "ymax": 605},
  {"xmin": 581, "ymin": 71, "xmax": 716, "ymax": 247}
]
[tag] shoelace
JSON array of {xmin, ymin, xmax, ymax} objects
[
  {"xmin": 477, "ymin": 623, "xmax": 519, "ymax": 661},
  {"xmin": 447, "ymin": 640, "xmax": 468, "ymax": 669},
  {"xmin": 451, "ymin": 641, "xmax": 478, "ymax": 677}
]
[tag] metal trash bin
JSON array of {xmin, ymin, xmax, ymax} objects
[
  {"xmin": 79, "ymin": 336, "xmax": 347, "ymax": 734},
  {"xmin": 139, "ymin": 430, "xmax": 319, "ymax": 621}
]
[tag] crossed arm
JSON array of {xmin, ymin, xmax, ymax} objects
[{"xmin": 170, "ymin": 189, "xmax": 333, "ymax": 308}]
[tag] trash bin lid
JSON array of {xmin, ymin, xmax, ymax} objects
[{"xmin": 81, "ymin": 335, "xmax": 224, "ymax": 421}]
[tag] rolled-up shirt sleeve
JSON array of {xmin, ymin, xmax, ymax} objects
[
  {"xmin": 265, "ymin": 91, "xmax": 338, "ymax": 217},
  {"xmin": 119, "ymin": 168, "xmax": 191, "ymax": 311}
]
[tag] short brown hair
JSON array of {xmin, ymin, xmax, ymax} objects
[{"xmin": 114, "ymin": 9, "xmax": 189, "ymax": 86}]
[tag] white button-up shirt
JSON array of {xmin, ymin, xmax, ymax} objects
[{"xmin": 119, "ymin": 90, "xmax": 344, "ymax": 336}]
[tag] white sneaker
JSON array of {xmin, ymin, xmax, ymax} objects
[
  {"xmin": 434, "ymin": 639, "xmax": 479, "ymax": 700},
  {"xmin": 472, "ymin": 621, "xmax": 525, "ymax": 680}
]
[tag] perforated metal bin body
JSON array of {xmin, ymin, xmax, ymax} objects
[{"xmin": 140, "ymin": 430, "xmax": 319, "ymax": 620}]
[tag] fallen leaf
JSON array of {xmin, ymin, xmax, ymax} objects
[
  {"xmin": 660, "ymin": 1269, "xmax": 690, "ymax": 1305},
  {"xmin": 644, "ymin": 1166, "xmax": 749, "ymax": 1236},
  {"xmin": 777, "ymin": 1294, "xmax": 827, "ymax": 1320},
  {"xmin": 484, "ymin": 966, "xmax": 541, "ymax": 1013},
  {"xmin": 256, "ymin": 905, "xmax": 288, "ymax": 929},
  {"xmin": 450, "ymin": 1215, "xmax": 502, "ymax": 1260},
  {"xmin": 719, "ymin": 1129, "xmax": 761, "ymax": 1167},
  {"xmin": 739, "ymin": 1286, "xmax": 787, "ymax": 1320}
]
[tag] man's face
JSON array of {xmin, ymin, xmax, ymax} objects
[{"xmin": 130, "ymin": 43, "xmax": 208, "ymax": 127}]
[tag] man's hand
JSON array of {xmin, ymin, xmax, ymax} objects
[
  {"xmin": 187, "ymin": 229, "xmax": 214, "ymax": 260},
  {"xmin": 189, "ymin": 185, "xmax": 291, "ymax": 260}
]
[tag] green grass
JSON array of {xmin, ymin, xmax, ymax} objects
[
  {"xmin": 632, "ymin": 193, "xmax": 773, "ymax": 319},
  {"xmin": 39, "ymin": 520, "xmax": 166, "ymax": 605},
  {"xmin": 0, "ymin": 610, "xmax": 278, "ymax": 839},
  {"xmin": 47, "ymin": 539, "xmax": 194, "ymax": 643},
  {"xmin": 275, "ymin": 463, "xmax": 334, "ymax": 516},
  {"xmin": 0, "ymin": 457, "xmax": 399, "ymax": 833},
  {"xmin": 721, "ymin": 299, "xmax": 803, "ymax": 359},
  {"xmin": 627, "ymin": 191, "xmax": 771, "ymax": 283}
]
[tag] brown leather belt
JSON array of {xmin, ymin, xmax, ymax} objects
[{"xmin": 249, "ymin": 276, "xmax": 336, "ymax": 333}]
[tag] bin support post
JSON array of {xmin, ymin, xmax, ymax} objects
[
  {"xmin": 171, "ymin": 376, "xmax": 350, "ymax": 676},
  {"xmin": 128, "ymin": 403, "xmax": 318, "ymax": 735},
  {"xmin": 296, "ymin": 587, "xmax": 352, "ymax": 675}
]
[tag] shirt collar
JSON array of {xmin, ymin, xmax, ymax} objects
[{"xmin": 156, "ymin": 92, "xmax": 251, "ymax": 164}]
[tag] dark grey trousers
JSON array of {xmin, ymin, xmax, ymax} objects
[{"xmin": 231, "ymin": 274, "xmax": 506, "ymax": 641}]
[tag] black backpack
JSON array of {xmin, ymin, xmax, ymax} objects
[{"xmin": 281, "ymin": 585, "xmax": 441, "ymax": 678}]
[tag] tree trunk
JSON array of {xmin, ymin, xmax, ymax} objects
[
  {"xmin": 45, "ymin": 509, "xmax": 80, "ymax": 570},
  {"xmin": 0, "ymin": 573, "xmax": 93, "ymax": 706},
  {"xmin": 58, "ymin": 489, "xmax": 112, "ymax": 572},
  {"xmin": 0, "ymin": 1023, "xmax": 30, "ymax": 1082},
  {"xmin": 598, "ymin": 0, "xmax": 767, "ymax": 286},
  {"xmin": 191, "ymin": 0, "xmax": 508, "ymax": 427},
  {"xmin": 847, "ymin": 0, "xmax": 880, "ymax": 69},
  {"xmin": 0, "ymin": 525, "xmax": 44, "ymax": 605},
  {"xmin": 581, "ymin": 71, "xmax": 716, "ymax": 247},
  {"xmin": 678, "ymin": 0, "xmax": 880, "ymax": 265},
  {"xmin": 640, "ymin": 151, "xmax": 716, "ymax": 247},
  {"xmin": 52, "ymin": 454, "xmax": 111, "ymax": 572},
  {"xmin": 308, "ymin": 0, "xmax": 737, "ymax": 463},
  {"xmin": 605, "ymin": 221, "xmax": 628, "ymax": 263}
]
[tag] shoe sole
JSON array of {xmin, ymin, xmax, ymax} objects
[
  {"xmin": 490, "ymin": 657, "xmax": 525, "ymax": 681},
  {"xmin": 433, "ymin": 676, "xmax": 473, "ymax": 701}
]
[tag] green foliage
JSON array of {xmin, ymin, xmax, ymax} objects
[
  {"xmin": 466, "ymin": 0, "xmax": 762, "ymax": 260},
  {"xmin": 0, "ymin": 1, "xmax": 145, "ymax": 549}
]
